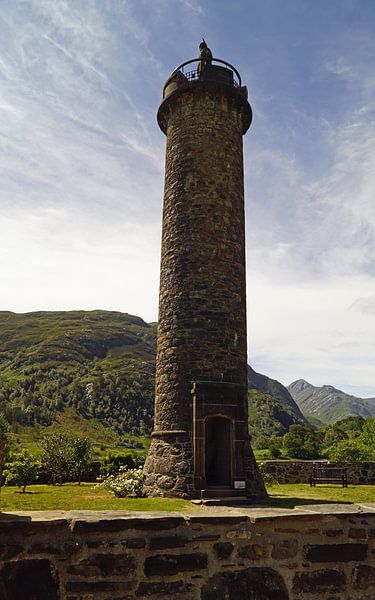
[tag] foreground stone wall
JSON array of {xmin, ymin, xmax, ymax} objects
[
  {"xmin": 1, "ymin": 505, "xmax": 375, "ymax": 599},
  {"xmin": 263, "ymin": 460, "xmax": 375, "ymax": 485}
]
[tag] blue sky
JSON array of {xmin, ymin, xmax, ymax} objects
[{"xmin": 1, "ymin": 0, "xmax": 374, "ymax": 396}]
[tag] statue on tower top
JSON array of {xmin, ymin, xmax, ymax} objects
[{"xmin": 198, "ymin": 38, "xmax": 212, "ymax": 76}]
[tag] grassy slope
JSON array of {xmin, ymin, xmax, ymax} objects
[
  {"xmin": 8, "ymin": 408, "xmax": 150, "ymax": 458},
  {"xmin": 0, "ymin": 310, "xmax": 305, "ymax": 448},
  {"xmin": 0, "ymin": 310, "xmax": 156, "ymax": 438}
]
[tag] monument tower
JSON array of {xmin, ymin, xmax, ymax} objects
[{"xmin": 143, "ymin": 42, "xmax": 266, "ymax": 501}]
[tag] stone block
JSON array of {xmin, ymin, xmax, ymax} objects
[
  {"xmin": 293, "ymin": 568, "xmax": 346, "ymax": 593},
  {"xmin": 144, "ymin": 552, "xmax": 207, "ymax": 576},
  {"xmin": 67, "ymin": 553, "xmax": 136, "ymax": 577},
  {"xmin": 201, "ymin": 566, "xmax": 288, "ymax": 599},
  {"xmin": 66, "ymin": 581, "xmax": 120, "ymax": 593},
  {"xmin": 0, "ymin": 544, "xmax": 24, "ymax": 560},
  {"xmin": 324, "ymin": 529, "xmax": 344, "ymax": 537},
  {"xmin": 348, "ymin": 527, "xmax": 367, "ymax": 539},
  {"xmin": 271, "ymin": 539, "xmax": 298, "ymax": 559},
  {"xmin": 238, "ymin": 543, "xmax": 270, "ymax": 560},
  {"xmin": 0, "ymin": 558, "xmax": 60, "ymax": 600},
  {"xmin": 149, "ymin": 535, "xmax": 188, "ymax": 550},
  {"xmin": 29, "ymin": 543, "xmax": 62, "ymax": 555},
  {"xmin": 304, "ymin": 543, "xmax": 367, "ymax": 562},
  {"xmin": 352, "ymin": 564, "xmax": 375, "ymax": 589},
  {"xmin": 213, "ymin": 542, "xmax": 234, "ymax": 559},
  {"xmin": 136, "ymin": 580, "xmax": 192, "ymax": 596}
]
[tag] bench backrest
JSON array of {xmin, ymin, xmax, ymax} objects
[{"xmin": 312, "ymin": 467, "xmax": 347, "ymax": 478}]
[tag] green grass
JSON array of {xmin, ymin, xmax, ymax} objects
[
  {"xmin": 0, "ymin": 483, "xmax": 192, "ymax": 512},
  {"xmin": 266, "ymin": 483, "xmax": 375, "ymax": 508},
  {"xmin": 1, "ymin": 483, "xmax": 374, "ymax": 512}
]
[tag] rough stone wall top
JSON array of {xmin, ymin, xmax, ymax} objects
[{"xmin": 1, "ymin": 506, "xmax": 375, "ymax": 599}]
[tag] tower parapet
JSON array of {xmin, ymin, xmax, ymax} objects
[{"xmin": 143, "ymin": 45, "xmax": 266, "ymax": 501}]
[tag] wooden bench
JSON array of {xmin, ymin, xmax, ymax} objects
[{"xmin": 309, "ymin": 467, "xmax": 348, "ymax": 488}]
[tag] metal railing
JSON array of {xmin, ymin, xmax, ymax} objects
[{"xmin": 163, "ymin": 58, "xmax": 242, "ymax": 97}]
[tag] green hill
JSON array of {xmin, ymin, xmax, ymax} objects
[
  {"xmin": 247, "ymin": 366, "xmax": 307, "ymax": 444},
  {"xmin": 0, "ymin": 310, "xmax": 304, "ymax": 448},
  {"xmin": 0, "ymin": 310, "xmax": 156, "ymax": 435}
]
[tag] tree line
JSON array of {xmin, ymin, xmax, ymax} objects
[{"xmin": 256, "ymin": 416, "xmax": 375, "ymax": 461}]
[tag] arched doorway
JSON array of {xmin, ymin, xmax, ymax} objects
[{"xmin": 205, "ymin": 416, "xmax": 232, "ymax": 486}]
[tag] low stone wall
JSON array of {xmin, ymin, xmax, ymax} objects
[
  {"xmin": 1, "ymin": 505, "xmax": 375, "ymax": 599},
  {"xmin": 263, "ymin": 460, "xmax": 375, "ymax": 485}
]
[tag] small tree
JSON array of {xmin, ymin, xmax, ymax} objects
[
  {"xmin": 358, "ymin": 418, "xmax": 375, "ymax": 459},
  {"xmin": 70, "ymin": 436, "xmax": 92, "ymax": 485},
  {"xmin": 0, "ymin": 414, "xmax": 10, "ymax": 506},
  {"xmin": 41, "ymin": 433, "xmax": 74, "ymax": 485},
  {"xmin": 4, "ymin": 449, "xmax": 40, "ymax": 493}
]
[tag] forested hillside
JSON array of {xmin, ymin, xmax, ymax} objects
[
  {"xmin": 0, "ymin": 310, "xmax": 308, "ymax": 442},
  {"xmin": 0, "ymin": 311, "xmax": 156, "ymax": 435},
  {"xmin": 247, "ymin": 366, "xmax": 307, "ymax": 444}
]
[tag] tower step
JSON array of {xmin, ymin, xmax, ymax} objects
[
  {"xmin": 193, "ymin": 496, "xmax": 249, "ymax": 506},
  {"xmin": 200, "ymin": 487, "xmax": 247, "ymax": 499}
]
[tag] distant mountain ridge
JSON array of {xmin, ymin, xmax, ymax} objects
[
  {"xmin": 247, "ymin": 366, "xmax": 307, "ymax": 441},
  {"xmin": 288, "ymin": 379, "xmax": 375, "ymax": 424}
]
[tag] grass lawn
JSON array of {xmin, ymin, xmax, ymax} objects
[
  {"xmin": 1, "ymin": 483, "xmax": 374, "ymax": 512},
  {"xmin": 0, "ymin": 483, "xmax": 192, "ymax": 512},
  {"xmin": 266, "ymin": 483, "xmax": 375, "ymax": 508}
]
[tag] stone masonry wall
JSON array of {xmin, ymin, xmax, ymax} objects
[
  {"xmin": 264, "ymin": 460, "xmax": 375, "ymax": 485},
  {"xmin": 143, "ymin": 80, "xmax": 263, "ymax": 499},
  {"xmin": 1, "ymin": 506, "xmax": 375, "ymax": 599},
  {"xmin": 154, "ymin": 84, "xmax": 251, "ymax": 433}
]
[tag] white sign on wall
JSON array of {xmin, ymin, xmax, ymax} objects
[{"xmin": 234, "ymin": 480, "xmax": 246, "ymax": 489}]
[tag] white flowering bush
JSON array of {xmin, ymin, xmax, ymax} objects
[{"xmin": 96, "ymin": 466, "xmax": 145, "ymax": 498}]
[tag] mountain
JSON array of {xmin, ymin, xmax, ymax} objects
[
  {"xmin": 288, "ymin": 379, "xmax": 375, "ymax": 424},
  {"xmin": 247, "ymin": 366, "xmax": 308, "ymax": 443},
  {"xmin": 0, "ymin": 310, "xmax": 157, "ymax": 435},
  {"xmin": 0, "ymin": 310, "xmax": 306, "ymax": 441}
]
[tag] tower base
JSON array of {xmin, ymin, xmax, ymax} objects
[{"xmin": 143, "ymin": 382, "xmax": 267, "ymax": 501}]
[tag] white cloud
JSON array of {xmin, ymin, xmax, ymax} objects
[
  {"xmin": 0, "ymin": 208, "xmax": 161, "ymax": 320},
  {"xmin": 350, "ymin": 296, "xmax": 375, "ymax": 316},
  {"xmin": 248, "ymin": 275, "xmax": 375, "ymax": 396},
  {"xmin": 1, "ymin": 1, "xmax": 374, "ymax": 398}
]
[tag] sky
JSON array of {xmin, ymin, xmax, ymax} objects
[{"xmin": 0, "ymin": 0, "xmax": 374, "ymax": 397}]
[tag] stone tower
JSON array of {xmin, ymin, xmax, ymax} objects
[{"xmin": 143, "ymin": 46, "xmax": 266, "ymax": 501}]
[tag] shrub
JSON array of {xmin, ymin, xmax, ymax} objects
[
  {"xmin": 258, "ymin": 462, "xmax": 278, "ymax": 486},
  {"xmin": 269, "ymin": 444, "xmax": 282, "ymax": 458},
  {"xmin": 100, "ymin": 452, "xmax": 136, "ymax": 476},
  {"xmin": 97, "ymin": 466, "xmax": 145, "ymax": 498}
]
